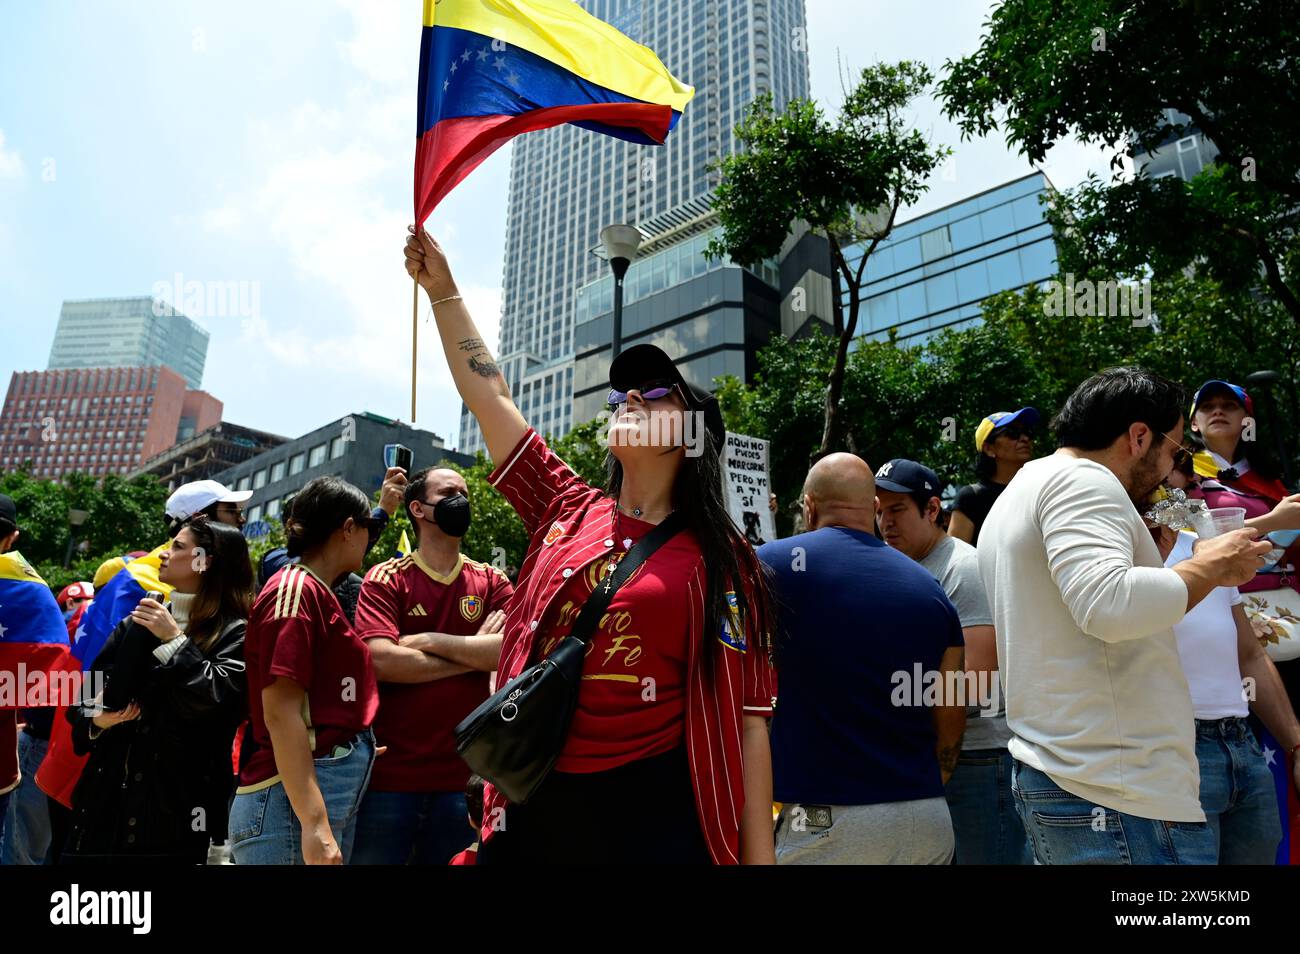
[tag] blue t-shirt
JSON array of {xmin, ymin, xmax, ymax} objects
[{"xmin": 758, "ymin": 526, "xmax": 964, "ymax": 806}]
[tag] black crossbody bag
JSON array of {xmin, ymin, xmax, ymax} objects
[{"xmin": 455, "ymin": 511, "xmax": 686, "ymax": 804}]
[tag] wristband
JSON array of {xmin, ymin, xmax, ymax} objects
[{"xmin": 430, "ymin": 294, "xmax": 463, "ymax": 308}]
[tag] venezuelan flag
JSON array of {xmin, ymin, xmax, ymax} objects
[
  {"xmin": 35, "ymin": 542, "xmax": 174, "ymax": 808},
  {"xmin": 0, "ymin": 551, "xmax": 77, "ymax": 694},
  {"xmin": 71, "ymin": 542, "xmax": 172, "ymax": 669},
  {"xmin": 1253, "ymin": 721, "xmax": 1299, "ymax": 864},
  {"xmin": 415, "ymin": 0, "xmax": 694, "ymax": 223},
  {"xmin": 397, "ymin": 529, "xmax": 413, "ymax": 558}
]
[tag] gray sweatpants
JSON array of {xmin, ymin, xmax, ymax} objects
[{"xmin": 775, "ymin": 797, "xmax": 954, "ymax": 865}]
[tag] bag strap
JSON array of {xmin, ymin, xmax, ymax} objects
[{"xmin": 567, "ymin": 509, "xmax": 687, "ymax": 647}]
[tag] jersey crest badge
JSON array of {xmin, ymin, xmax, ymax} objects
[{"xmin": 718, "ymin": 590, "xmax": 747, "ymax": 653}]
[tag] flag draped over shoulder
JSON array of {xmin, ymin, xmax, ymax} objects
[
  {"xmin": 36, "ymin": 542, "xmax": 173, "ymax": 808},
  {"xmin": 415, "ymin": 0, "xmax": 694, "ymax": 223},
  {"xmin": 0, "ymin": 551, "xmax": 77, "ymax": 696},
  {"xmin": 71, "ymin": 543, "xmax": 173, "ymax": 669}
]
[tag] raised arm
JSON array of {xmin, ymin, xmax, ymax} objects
[{"xmin": 404, "ymin": 227, "xmax": 527, "ymax": 465}]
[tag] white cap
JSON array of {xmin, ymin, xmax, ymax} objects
[{"xmin": 165, "ymin": 479, "xmax": 253, "ymax": 521}]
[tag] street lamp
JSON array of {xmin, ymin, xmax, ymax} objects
[
  {"xmin": 64, "ymin": 508, "xmax": 89, "ymax": 569},
  {"xmin": 600, "ymin": 224, "xmax": 642, "ymax": 361},
  {"xmin": 1245, "ymin": 370, "xmax": 1296, "ymax": 489}
]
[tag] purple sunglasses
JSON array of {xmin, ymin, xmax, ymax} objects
[{"xmin": 607, "ymin": 379, "xmax": 677, "ymax": 407}]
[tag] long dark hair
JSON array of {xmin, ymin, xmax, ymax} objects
[
  {"xmin": 604, "ymin": 428, "xmax": 775, "ymax": 659},
  {"xmin": 183, "ymin": 515, "xmax": 254, "ymax": 652}
]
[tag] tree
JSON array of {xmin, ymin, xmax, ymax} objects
[
  {"xmin": 0, "ymin": 468, "xmax": 168, "ymax": 569},
  {"xmin": 939, "ymin": 0, "xmax": 1300, "ymax": 326},
  {"xmin": 721, "ymin": 266, "xmax": 1299, "ymax": 530},
  {"xmin": 708, "ymin": 63, "xmax": 949, "ymax": 455}
]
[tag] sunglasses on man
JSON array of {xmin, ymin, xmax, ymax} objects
[
  {"xmin": 1160, "ymin": 432, "xmax": 1196, "ymax": 469},
  {"xmin": 607, "ymin": 379, "xmax": 679, "ymax": 410}
]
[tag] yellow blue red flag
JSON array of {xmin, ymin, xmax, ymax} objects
[
  {"xmin": 0, "ymin": 552, "xmax": 76, "ymax": 692},
  {"xmin": 414, "ymin": 0, "xmax": 694, "ymax": 223}
]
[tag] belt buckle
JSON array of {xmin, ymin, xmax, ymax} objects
[{"xmin": 792, "ymin": 804, "xmax": 832, "ymax": 830}]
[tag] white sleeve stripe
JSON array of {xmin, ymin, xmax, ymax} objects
[{"xmin": 490, "ymin": 431, "xmax": 537, "ymax": 488}]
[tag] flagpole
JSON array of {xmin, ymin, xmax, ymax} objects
[{"xmin": 411, "ymin": 276, "xmax": 419, "ymax": 422}]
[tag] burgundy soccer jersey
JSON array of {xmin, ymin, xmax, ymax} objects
[
  {"xmin": 536, "ymin": 511, "xmax": 693, "ymax": 773},
  {"xmin": 355, "ymin": 553, "xmax": 513, "ymax": 792},
  {"xmin": 239, "ymin": 564, "xmax": 379, "ymax": 789},
  {"xmin": 482, "ymin": 428, "xmax": 776, "ymax": 865}
]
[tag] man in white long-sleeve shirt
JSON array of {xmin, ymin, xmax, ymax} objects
[{"xmin": 979, "ymin": 367, "xmax": 1273, "ymax": 864}]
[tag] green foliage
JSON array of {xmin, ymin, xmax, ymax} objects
[
  {"xmin": 708, "ymin": 63, "xmax": 949, "ymax": 267},
  {"xmin": 940, "ymin": 0, "xmax": 1300, "ymax": 324},
  {"xmin": 709, "ymin": 62, "xmax": 950, "ymax": 452},
  {"xmin": 547, "ymin": 416, "xmax": 612, "ymax": 488},
  {"xmin": 734, "ymin": 269, "xmax": 1300, "ymax": 520},
  {"xmin": 0, "ymin": 468, "xmax": 168, "ymax": 575}
]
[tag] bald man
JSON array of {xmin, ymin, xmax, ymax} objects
[
  {"xmin": 757, "ymin": 454, "xmax": 967, "ymax": 865},
  {"xmin": 352, "ymin": 466, "xmax": 513, "ymax": 865}
]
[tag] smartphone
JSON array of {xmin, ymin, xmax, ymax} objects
[{"xmin": 384, "ymin": 443, "xmax": 413, "ymax": 473}]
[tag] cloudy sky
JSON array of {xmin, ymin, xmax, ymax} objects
[{"xmin": 0, "ymin": 0, "xmax": 1113, "ymax": 451}]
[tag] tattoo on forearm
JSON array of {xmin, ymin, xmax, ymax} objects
[
  {"xmin": 467, "ymin": 354, "xmax": 502, "ymax": 378},
  {"xmin": 457, "ymin": 338, "xmax": 485, "ymax": 353}
]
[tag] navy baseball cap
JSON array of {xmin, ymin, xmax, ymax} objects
[
  {"xmin": 0, "ymin": 493, "xmax": 16, "ymax": 527},
  {"xmin": 1190, "ymin": 380, "xmax": 1253, "ymax": 417},
  {"xmin": 874, "ymin": 459, "xmax": 944, "ymax": 499}
]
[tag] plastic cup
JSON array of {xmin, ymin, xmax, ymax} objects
[{"xmin": 1196, "ymin": 506, "xmax": 1247, "ymax": 539}]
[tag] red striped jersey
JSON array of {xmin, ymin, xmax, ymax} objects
[
  {"xmin": 356, "ymin": 552, "xmax": 513, "ymax": 792},
  {"xmin": 239, "ymin": 564, "xmax": 379, "ymax": 790},
  {"xmin": 482, "ymin": 428, "xmax": 776, "ymax": 864}
]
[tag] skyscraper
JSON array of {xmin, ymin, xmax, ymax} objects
[
  {"xmin": 47, "ymin": 297, "xmax": 210, "ymax": 389},
  {"xmin": 461, "ymin": 0, "xmax": 810, "ymax": 454}
]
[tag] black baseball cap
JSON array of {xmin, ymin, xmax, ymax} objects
[
  {"xmin": 608, "ymin": 344, "xmax": 725, "ymax": 453},
  {"xmin": 874, "ymin": 459, "xmax": 944, "ymax": 500},
  {"xmin": 0, "ymin": 493, "xmax": 16, "ymax": 527}
]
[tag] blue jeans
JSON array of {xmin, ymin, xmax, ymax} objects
[
  {"xmin": 351, "ymin": 789, "xmax": 475, "ymax": 865},
  {"xmin": 1012, "ymin": 760, "xmax": 1217, "ymax": 864},
  {"xmin": 228, "ymin": 731, "xmax": 375, "ymax": 865},
  {"xmin": 1, "ymin": 732, "xmax": 51, "ymax": 865},
  {"xmin": 945, "ymin": 747, "xmax": 1032, "ymax": 865},
  {"xmin": 1195, "ymin": 718, "xmax": 1281, "ymax": 864}
]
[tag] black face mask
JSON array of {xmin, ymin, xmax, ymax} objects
[{"xmin": 430, "ymin": 493, "xmax": 471, "ymax": 537}]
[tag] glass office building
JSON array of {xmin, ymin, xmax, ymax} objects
[
  {"xmin": 460, "ymin": 0, "xmax": 811, "ymax": 455},
  {"xmin": 47, "ymin": 297, "xmax": 210, "ymax": 388},
  {"xmin": 844, "ymin": 172, "xmax": 1059, "ymax": 345}
]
